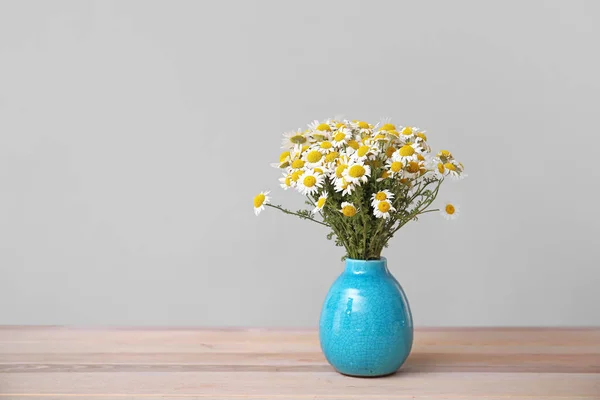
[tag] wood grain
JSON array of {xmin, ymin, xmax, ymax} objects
[{"xmin": 0, "ymin": 327, "xmax": 598, "ymax": 399}]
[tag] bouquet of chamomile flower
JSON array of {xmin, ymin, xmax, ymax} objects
[{"xmin": 253, "ymin": 119, "xmax": 465, "ymax": 260}]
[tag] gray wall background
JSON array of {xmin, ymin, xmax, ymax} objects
[{"xmin": 1, "ymin": 0, "xmax": 599, "ymax": 327}]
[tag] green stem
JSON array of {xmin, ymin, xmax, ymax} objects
[
  {"xmin": 383, "ymin": 181, "xmax": 442, "ymax": 245},
  {"xmin": 265, "ymin": 204, "xmax": 330, "ymax": 227}
]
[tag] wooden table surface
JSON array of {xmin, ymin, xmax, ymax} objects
[{"xmin": 0, "ymin": 327, "xmax": 598, "ymax": 399}]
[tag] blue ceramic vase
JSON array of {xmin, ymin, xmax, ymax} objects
[{"xmin": 319, "ymin": 257, "xmax": 413, "ymax": 377}]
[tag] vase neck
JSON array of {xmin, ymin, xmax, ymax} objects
[{"xmin": 344, "ymin": 258, "xmax": 388, "ymax": 275}]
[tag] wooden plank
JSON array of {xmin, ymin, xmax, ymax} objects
[
  {"xmin": 0, "ymin": 328, "xmax": 598, "ymax": 399},
  {"xmin": 1, "ymin": 372, "xmax": 599, "ymax": 398},
  {"xmin": 1, "ymin": 328, "xmax": 598, "ymax": 353}
]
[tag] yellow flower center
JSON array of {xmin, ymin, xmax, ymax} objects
[
  {"xmin": 291, "ymin": 170, "xmax": 303, "ymax": 182},
  {"xmin": 278, "ymin": 161, "xmax": 290, "ymax": 169},
  {"xmin": 437, "ymin": 163, "xmax": 445, "ymax": 173},
  {"xmin": 347, "ymin": 140, "xmax": 359, "ymax": 150},
  {"xmin": 357, "ymin": 121, "xmax": 370, "ymax": 129},
  {"xmin": 312, "ymin": 134, "xmax": 326, "ymax": 142},
  {"xmin": 335, "ymin": 122, "xmax": 346, "ymax": 129},
  {"xmin": 385, "ymin": 147, "xmax": 396, "ymax": 158},
  {"xmin": 291, "ymin": 159, "xmax": 305, "ymax": 169},
  {"xmin": 290, "ymin": 135, "xmax": 307, "ymax": 144},
  {"xmin": 401, "ymin": 126, "xmax": 413, "ymax": 136},
  {"xmin": 348, "ymin": 165, "xmax": 366, "ymax": 178},
  {"xmin": 313, "ymin": 168, "xmax": 324, "ymax": 174},
  {"xmin": 325, "ymin": 151, "xmax": 339, "ymax": 163},
  {"xmin": 285, "ymin": 176, "xmax": 291, "ymax": 186},
  {"xmin": 317, "ymin": 197, "xmax": 326, "ymax": 208},
  {"xmin": 381, "ymin": 123, "xmax": 396, "ymax": 131},
  {"xmin": 333, "ymin": 132, "xmax": 346, "ymax": 142},
  {"xmin": 439, "ymin": 150, "xmax": 452, "ymax": 158},
  {"xmin": 335, "ymin": 164, "xmax": 347, "ymax": 178},
  {"xmin": 406, "ymin": 161, "xmax": 420, "ymax": 173},
  {"xmin": 253, "ymin": 194, "xmax": 265, "ymax": 208},
  {"xmin": 377, "ymin": 201, "xmax": 391, "ymax": 213},
  {"xmin": 390, "ymin": 161, "xmax": 403, "ymax": 172},
  {"xmin": 444, "ymin": 162, "xmax": 457, "ymax": 171},
  {"xmin": 320, "ymin": 141, "xmax": 333, "ymax": 149},
  {"xmin": 445, "ymin": 204, "xmax": 455, "ymax": 215},
  {"xmin": 306, "ymin": 151, "xmax": 322, "ymax": 163},
  {"xmin": 342, "ymin": 205, "xmax": 357, "ymax": 217},
  {"xmin": 373, "ymin": 134, "xmax": 386, "ymax": 141},
  {"xmin": 417, "ymin": 154, "xmax": 425, "ymax": 161},
  {"xmin": 279, "ymin": 151, "xmax": 290, "ymax": 162},
  {"xmin": 357, "ymin": 145, "xmax": 370, "ymax": 157},
  {"xmin": 380, "ymin": 170, "xmax": 390, "ymax": 179},
  {"xmin": 398, "ymin": 145, "xmax": 415, "ymax": 157},
  {"xmin": 303, "ymin": 175, "xmax": 317, "ymax": 187},
  {"xmin": 316, "ymin": 123, "xmax": 331, "ymax": 131},
  {"xmin": 375, "ymin": 192, "xmax": 387, "ymax": 201},
  {"xmin": 417, "ymin": 132, "xmax": 427, "ymax": 141}
]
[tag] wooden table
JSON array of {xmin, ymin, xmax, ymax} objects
[{"xmin": 0, "ymin": 327, "xmax": 598, "ymax": 399}]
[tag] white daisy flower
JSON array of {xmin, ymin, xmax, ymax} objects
[
  {"xmin": 385, "ymin": 158, "xmax": 404, "ymax": 178},
  {"xmin": 322, "ymin": 151, "xmax": 340, "ymax": 169},
  {"xmin": 392, "ymin": 144, "xmax": 419, "ymax": 163},
  {"xmin": 334, "ymin": 177, "xmax": 356, "ymax": 196},
  {"xmin": 399, "ymin": 126, "xmax": 416, "ymax": 140},
  {"xmin": 302, "ymin": 149, "xmax": 325, "ymax": 168},
  {"xmin": 289, "ymin": 169, "xmax": 304, "ymax": 187},
  {"xmin": 342, "ymin": 182, "xmax": 357, "ymax": 196},
  {"xmin": 351, "ymin": 120, "xmax": 374, "ymax": 135},
  {"xmin": 270, "ymin": 149, "xmax": 296, "ymax": 169},
  {"xmin": 289, "ymin": 157, "xmax": 306, "ymax": 170},
  {"xmin": 279, "ymin": 173, "xmax": 292, "ymax": 190},
  {"xmin": 340, "ymin": 201, "xmax": 358, "ymax": 217},
  {"xmin": 383, "ymin": 144, "xmax": 398, "ymax": 160},
  {"xmin": 403, "ymin": 160, "xmax": 423, "ymax": 179},
  {"xmin": 437, "ymin": 149, "xmax": 453, "ymax": 161},
  {"xmin": 378, "ymin": 120, "xmax": 399, "ymax": 136},
  {"xmin": 441, "ymin": 202, "xmax": 460, "ymax": 220},
  {"xmin": 308, "ymin": 119, "xmax": 333, "ymax": 133},
  {"xmin": 312, "ymin": 166, "xmax": 330, "ymax": 177},
  {"xmin": 316, "ymin": 140, "xmax": 336, "ymax": 154},
  {"xmin": 371, "ymin": 190, "xmax": 394, "ymax": 208},
  {"xmin": 342, "ymin": 160, "xmax": 371, "ymax": 184},
  {"xmin": 415, "ymin": 130, "xmax": 428, "ymax": 142},
  {"xmin": 312, "ymin": 193, "xmax": 328, "ymax": 214},
  {"xmin": 281, "ymin": 129, "xmax": 309, "ymax": 150},
  {"xmin": 351, "ymin": 143, "xmax": 379, "ymax": 162},
  {"xmin": 296, "ymin": 169, "xmax": 324, "ymax": 195},
  {"xmin": 331, "ymin": 128, "xmax": 350, "ymax": 148},
  {"xmin": 369, "ymin": 133, "xmax": 389, "ymax": 144},
  {"xmin": 253, "ymin": 191, "xmax": 271, "ymax": 216},
  {"xmin": 373, "ymin": 199, "xmax": 396, "ymax": 219},
  {"xmin": 433, "ymin": 160, "xmax": 448, "ymax": 178},
  {"xmin": 332, "ymin": 161, "xmax": 348, "ymax": 183},
  {"xmin": 443, "ymin": 161, "xmax": 466, "ymax": 180}
]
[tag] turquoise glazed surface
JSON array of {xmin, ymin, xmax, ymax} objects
[{"xmin": 319, "ymin": 257, "xmax": 413, "ymax": 377}]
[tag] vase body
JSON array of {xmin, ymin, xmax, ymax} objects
[{"xmin": 319, "ymin": 257, "xmax": 413, "ymax": 377}]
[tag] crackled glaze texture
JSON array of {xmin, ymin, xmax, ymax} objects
[{"xmin": 319, "ymin": 258, "xmax": 413, "ymax": 377}]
